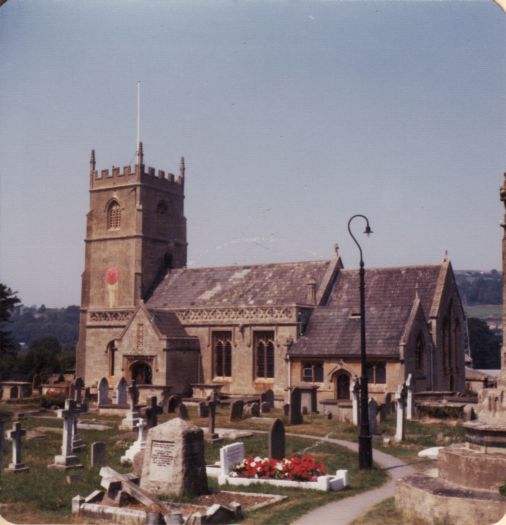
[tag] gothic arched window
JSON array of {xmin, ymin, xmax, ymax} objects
[
  {"xmin": 107, "ymin": 200, "xmax": 121, "ymax": 230},
  {"xmin": 213, "ymin": 332, "xmax": 232, "ymax": 377},
  {"xmin": 255, "ymin": 331, "xmax": 275, "ymax": 378}
]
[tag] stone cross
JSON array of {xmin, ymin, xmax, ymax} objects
[
  {"xmin": 7, "ymin": 422, "xmax": 29, "ymax": 472},
  {"xmin": 368, "ymin": 397, "xmax": 378, "ymax": 435},
  {"xmin": 350, "ymin": 377, "xmax": 360, "ymax": 426},
  {"xmin": 207, "ymin": 400, "xmax": 217, "ymax": 436},
  {"xmin": 395, "ymin": 383, "xmax": 408, "ymax": 442},
  {"xmin": 49, "ymin": 399, "xmax": 83, "ymax": 470},
  {"xmin": 73, "ymin": 377, "xmax": 84, "ymax": 404},
  {"xmin": 268, "ymin": 418, "xmax": 285, "ymax": 460},
  {"xmin": 120, "ymin": 419, "xmax": 147, "ymax": 465},
  {"xmin": 405, "ymin": 373, "xmax": 415, "ymax": 420},
  {"xmin": 116, "ymin": 377, "xmax": 128, "ymax": 405},
  {"xmin": 128, "ymin": 380, "xmax": 139, "ymax": 411}
]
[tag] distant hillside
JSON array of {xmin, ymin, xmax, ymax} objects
[{"xmin": 454, "ymin": 270, "xmax": 502, "ymax": 306}]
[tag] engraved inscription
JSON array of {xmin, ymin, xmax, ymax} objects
[{"xmin": 150, "ymin": 440, "xmax": 175, "ymax": 481}]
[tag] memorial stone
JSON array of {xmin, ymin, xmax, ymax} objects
[
  {"xmin": 351, "ymin": 377, "xmax": 360, "ymax": 426},
  {"xmin": 121, "ymin": 419, "xmax": 147, "ymax": 465},
  {"xmin": 119, "ymin": 380, "xmax": 142, "ymax": 431},
  {"xmin": 98, "ymin": 377, "xmax": 109, "ymax": 406},
  {"xmin": 146, "ymin": 396, "xmax": 159, "ymax": 429},
  {"xmin": 178, "ymin": 403, "xmax": 189, "ymax": 420},
  {"xmin": 250, "ymin": 402, "xmax": 260, "ymax": 417},
  {"xmin": 261, "ymin": 401, "xmax": 271, "ymax": 414},
  {"xmin": 140, "ymin": 418, "xmax": 208, "ymax": 497},
  {"xmin": 219, "ymin": 442, "xmax": 245, "ymax": 476},
  {"xmin": 90, "ymin": 441, "xmax": 107, "ymax": 467},
  {"xmin": 7, "ymin": 422, "xmax": 29, "ymax": 472},
  {"xmin": 283, "ymin": 403, "xmax": 290, "ymax": 417},
  {"xmin": 198, "ymin": 401, "xmax": 209, "ymax": 418},
  {"xmin": 268, "ymin": 418, "xmax": 285, "ymax": 460},
  {"xmin": 368, "ymin": 397, "xmax": 378, "ymax": 435},
  {"xmin": 207, "ymin": 400, "xmax": 217, "ymax": 437},
  {"xmin": 49, "ymin": 400, "xmax": 83, "ymax": 470},
  {"xmin": 167, "ymin": 395, "xmax": 180, "ymax": 414},
  {"xmin": 116, "ymin": 377, "xmax": 128, "ymax": 405},
  {"xmin": 289, "ymin": 387, "xmax": 303, "ymax": 425},
  {"xmin": 261, "ymin": 389, "xmax": 274, "ymax": 406},
  {"xmin": 395, "ymin": 383, "xmax": 407, "ymax": 442},
  {"xmin": 73, "ymin": 377, "xmax": 85, "ymax": 404},
  {"xmin": 406, "ymin": 373, "xmax": 415, "ymax": 420},
  {"xmin": 229, "ymin": 400, "xmax": 244, "ymax": 421}
]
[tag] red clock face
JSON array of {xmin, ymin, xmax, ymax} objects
[{"xmin": 105, "ymin": 266, "xmax": 119, "ymax": 285}]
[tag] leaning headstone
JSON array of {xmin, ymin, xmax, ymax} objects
[
  {"xmin": 219, "ymin": 442, "xmax": 245, "ymax": 478},
  {"xmin": 395, "ymin": 383, "xmax": 407, "ymax": 442},
  {"xmin": 261, "ymin": 401, "xmax": 271, "ymax": 414},
  {"xmin": 178, "ymin": 403, "xmax": 189, "ymax": 421},
  {"xmin": 269, "ymin": 418, "xmax": 285, "ymax": 460},
  {"xmin": 121, "ymin": 419, "xmax": 147, "ymax": 465},
  {"xmin": 140, "ymin": 418, "xmax": 208, "ymax": 497},
  {"xmin": 229, "ymin": 400, "xmax": 244, "ymax": 421},
  {"xmin": 97, "ymin": 377, "xmax": 109, "ymax": 406},
  {"xmin": 198, "ymin": 401, "xmax": 209, "ymax": 418},
  {"xmin": 116, "ymin": 377, "xmax": 128, "ymax": 405},
  {"xmin": 90, "ymin": 441, "xmax": 107, "ymax": 467},
  {"xmin": 368, "ymin": 397, "xmax": 378, "ymax": 435},
  {"xmin": 405, "ymin": 373, "xmax": 415, "ymax": 420},
  {"xmin": 350, "ymin": 377, "xmax": 360, "ymax": 426},
  {"xmin": 6, "ymin": 422, "xmax": 29, "ymax": 472},
  {"xmin": 289, "ymin": 388, "xmax": 303, "ymax": 425},
  {"xmin": 48, "ymin": 400, "xmax": 83, "ymax": 470},
  {"xmin": 250, "ymin": 402, "xmax": 260, "ymax": 417},
  {"xmin": 167, "ymin": 395, "xmax": 180, "ymax": 414}
]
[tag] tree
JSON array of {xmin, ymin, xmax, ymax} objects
[
  {"xmin": 21, "ymin": 337, "xmax": 62, "ymax": 382},
  {"xmin": 0, "ymin": 284, "xmax": 21, "ymax": 378},
  {"xmin": 468, "ymin": 317, "xmax": 501, "ymax": 369}
]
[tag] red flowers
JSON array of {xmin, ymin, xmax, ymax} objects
[{"xmin": 232, "ymin": 455, "xmax": 325, "ymax": 482}]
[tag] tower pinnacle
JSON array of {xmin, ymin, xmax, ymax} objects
[{"xmin": 179, "ymin": 156, "xmax": 185, "ymax": 178}]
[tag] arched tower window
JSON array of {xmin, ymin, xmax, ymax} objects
[{"xmin": 107, "ymin": 200, "xmax": 121, "ymax": 230}]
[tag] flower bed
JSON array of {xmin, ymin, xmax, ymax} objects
[{"xmin": 232, "ymin": 455, "xmax": 325, "ymax": 482}]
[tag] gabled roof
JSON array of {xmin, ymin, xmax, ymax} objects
[
  {"xmin": 149, "ymin": 311, "xmax": 188, "ymax": 338},
  {"xmin": 147, "ymin": 260, "xmax": 334, "ymax": 309},
  {"xmin": 289, "ymin": 264, "xmax": 444, "ymax": 358}
]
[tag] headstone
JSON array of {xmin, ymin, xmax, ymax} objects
[
  {"xmin": 261, "ymin": 401, "xmax": 271, "ymax": 414},
  {"xmin": 229, "ymin": 400, "xmax": 244, "ymax": 421},
  {"xmin": 119, "ymin": 380, "xmax": 142, "ymax": 431},
  {"xmin": 289, "ymin": 387, "xmax": 303, "ymax": 425},
  {"xmin": 207, "ymin": 400, "xmax": 217, "ymax": 437},
  {"xmin": 368, "ymin": 397, "xmax": 378, "ymax": 435},
  {"xmin": 405, "ymin": 373, "xmax": 415, "ymax": 420},
  {"xmin": 178, "ymin": 403, "xmax": 189, "ymax": 420},
  {"xmin": 146, "ymin": 396, "xmax": 159, "ymax": 429},
  {"xmin": 140, "ymin": 418, "xmax": 208, "ymax": 497},
  {"xmin": 73, "ymin": 377, "xmax": 85, "ymax": 404},
  {"xmin": 6, "ymin": 422, "xmax": 29, "ymax": 472},
  {"xmin": 116, "ymin": 377, "xmax": 128, "ymax": 405},
  {"xmin": 198, "ymin": 401, "xmax": 209, "ymax": 418},
  {"xmin": 48, "ymin": 399, "xmax": 83, "ymax": 470},
  {"xmin": 350, "ymin": 377, "xmax": 360, "ymax": 426},
  {"xmin": 121, "ymin": 419, "xmax": 147, "ymax": 465},
  {"xmin": 283, "ymin": 403, "xmax": 290, "ymax": 417},
  {"xmin": 167, "ymin": 395, "xmax": 180, "ymax": 414},
  {"xmin": 128, "ymin": 380, "xmax": 139, "ymax": 409},
  {"xmin": 268, "ymin": 418, "xmax": 285, "ymax": 460},
  {"xmin": 90, "ymin": 441, "xmax": 107, "ymax": 467},
  {"xmin": 219, "ymin": 442, "xmax": 245, "ymax": 476},
  {"xmin": 261, "ymin": 389, "xmax": 274, "ymax": 406},
  {"xmin": 395, "ymin": 383, "xmax": 407, "ymax": 442},
  {"xmin": 98, "ymin": 377, "xmax": 109, "ymax": 406},
  {"xmin": 250, "ymin": 402, "xmax": 260, "ymax": 417}
]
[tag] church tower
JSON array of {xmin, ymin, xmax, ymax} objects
[{"xmin": 75, "ymin": 143, "xmax": 187, "ymax": 383}]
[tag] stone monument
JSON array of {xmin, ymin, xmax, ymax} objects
[
  {"xmin": 119, "ymin": 380, "xmax": 142, "ymax": 431},
  {"xmin": 140, "ymin": 418, "xmax": 208, "ymax": 497},
  {"xmin": 394, "ymin": 383, "xmax": 407, "ymax": 442},
  {"xmin": 268, "ymin": 418, "xmax": 285, "ymax": 460},
  {"xmin": 350, "ymin": 377, "xmax": 360, "ymax": 426},
  {"xmin": 6, "ymin": 422, "xmax": 29, "ymax": 473},
  {"xmin": 48, "ymin": 400, "xmax": 83, "ymax": 470}
]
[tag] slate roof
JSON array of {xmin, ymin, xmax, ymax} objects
[
  {"xmin": 149, "ymin": 311, "xmax": 189, "ymax": 338},
  {"xmin": 289, "ymin": 265, "xmax": 443, "ymax": 358},
  {"xmin": 147, "ymin": 260, "xmax": 331, "ymax": 308}
]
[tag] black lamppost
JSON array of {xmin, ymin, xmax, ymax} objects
[{"xmin": 347, "ymin": 214, "xmax": 373, "ymax": 470}]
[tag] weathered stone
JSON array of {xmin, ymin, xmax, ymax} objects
[
  {"xmin": 269, "ymin": 418, "xmax": 285, "ymax": 460},
  {"xmin": 261, "ymin": 389, "xmax": 274, "ymax": 406},
  {"xmin": 261, "ymin": 401, "xmax": 271, "ymax": 413},
  {"xmin": 146, "ymin": 396, "xmax": 160, "ymax": 429},
  {"xmin": 368, "ymin": 397, "xmax": 378, "ymax": 435},
  {"xmin": 98, "ymin": 377, "xmax": 109, "ymax": 406},
  {"xmin": 289, "ymin": 388, "xmax": 303, "ymax": 425},
  {"xmin": 116, "ymin": 377, "xmax": 128, "ymax": 405},
  {"xmin": 350, "ymin": 377, "xmax": 360, "ymax": 426},
  {"xmin": 283, "ymin": 404, "xmax": 289, "ymax": 417},
  {"xmin": 219, "ymin": 442, "xmax": 244, "ymax": 476},
  {"xmin": 395, "ymin": 383, "xmax": 407, "ymax": 442},
  {"xmin": 6, "ymin": 422, "xmax": 29, "ymax": 472},
  {"xmin": 140, "ymin": 418, "xmax": 208, "ymax": 497},
  {"xmin": 167, "ymin": 395, "xmax": 180, "ymax": 414},
  {"xmin": 90, "ymin": 441, "xmax": 107, "ymax": 467},
  {"xmin": 178, "ymin": 403, "xmax": 189, "ymax": 420},
  {"xmin": 229, "ymin": 400, "xmax": 244, "ymax": 421},
  {"xmin": 198, "ymin": 401, "xmax": 209, "ymax": 418},
  {"xmin": 250, "ymin": 402, "xmax": 260, "ymax": 417}
]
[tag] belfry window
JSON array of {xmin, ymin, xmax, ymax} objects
[
  {"xmin": 213, "ymin": 332, "xmax": 232, "ymax": 377},
  {"xmin": 107, "ymin": 201, "xmax": 121, "ymax": 230},
  {"xmin": 255, "ymin": 331, "xmax": 275, "ymax": 378}
]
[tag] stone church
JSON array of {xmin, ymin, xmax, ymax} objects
[{"xmin": 76, "ymin": 144, "xmax": 466, "ymax": 405}]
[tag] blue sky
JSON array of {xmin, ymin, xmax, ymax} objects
[{"xmin": 0, "ymin": 0, "xmax": 505, "ymax": 306}]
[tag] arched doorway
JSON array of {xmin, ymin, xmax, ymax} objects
[
  {"xmin": 335, "ymin": 371, "xmax": 351, "ymax": 400},
  {"xmin": 130, "ymin": 361, "xmax": 152, "ymax": 385}
]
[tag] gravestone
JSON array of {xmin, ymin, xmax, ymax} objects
[
  {"xmin": 261, "ymin": 401, "xmax": 271, "ymax": 414},
  {"xmin": 261, "ymin": 389, "xmax": 274, "ymax": 407},
  {"xmin": 73, "ymin": 377, "xmax": 85, "ymax": 405},
  {"xmin": 250, "ymin": 402, "xmax": 260, "ymax": 417},
  {"xmin": 198, "ymin": 401, "xmax": 209, "ymax": 418},
  {"xmin": 207, "ymin": 400, "xmax": 217, "ymax": 438},
  {"xmin": 119, "ymin": 380, "xmax": 142, "ymax": 430},
  {"xmin": 229, "ymin": 400, "xmax": 244, "ymax": 421},
  {"xmin": 116, "ymin": 377, "xmax": 128, "ymax": 405},
  {"xmin": 283, "ymin": 403, "xmax": 290, "ymax": 417},
  {"xmin": 7, "ymin": 422, "xmax": 29, "ymax": 472},
  {"xmin": 146, "ymin": 396, "xmax": 160, "ymax": 429},
  {"xmin": 395, "ymin": 383, "xmax": 407, "ymax": 442},
  {"xmin": 121, "ymin": 419, "xmax": 147, "ymax": 465},
  {"xmin": 178, "ymin": 403, "xmax": 189, "ymax": 420},
  {"xmin": 97, "ymin": 377, "xmax": 109, "ymax": 406},
  {"xmin": 405, "ymin": 373, "xmax": 415, "ymax": 420},
  {"xmin": 368, "ymin": 397, "xmax": 378, "ymax": 435},
  {"xmin": 90, "ymin": 441, "xmax": 107, "ymax": 467},
  {"xmin": 289, "ymin": 387, "xmax": 303, "ymax": 425},
  {"xmin": 167, "ymin": 395, "xmax": 180, "ymax": 414},
  {"xmin": 48, "ymin": 400, "xmax": 83, "ymax": 470},
  {"xmin": 350, "ymin": 377, "xmax": 360, "ymax": 426},
  {"xmin": 219, "ymin": 442, "xmax": 245, "ymax": 476},
  {"xmin": 269, "ymin": 418, "xmax": 285, "ymax": 460},
  {"xmin": 140, "ymin": 418, "xmax": 208, "ymax": 497}
]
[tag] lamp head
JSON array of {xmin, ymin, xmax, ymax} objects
[{"xmin": 364, "ymin": 224, "xmax": 373, "ymax": 236}]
